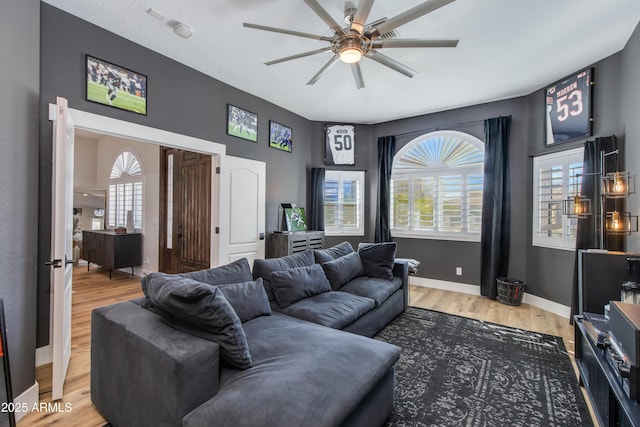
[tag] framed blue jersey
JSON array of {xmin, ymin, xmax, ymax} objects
[{"xmin": 545, "ymin": 68, "xmax": 593, "ymax": 146}]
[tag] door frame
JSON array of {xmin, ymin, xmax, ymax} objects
[
  {"xmin": 66, "ymin": 108, "xmax": 226, "ymax": 267},
  {"xmin": 40, "ymin": 107, "xmax": 228, "ymax": 367}
]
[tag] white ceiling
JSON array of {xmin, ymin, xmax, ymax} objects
[{"xmin": 44, "ymin": 0, "xmax": 640, "ymax": 124}]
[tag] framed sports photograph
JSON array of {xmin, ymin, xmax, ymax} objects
[
  {"xmin": 269, "ymin": 121, "xmax": 292, "ymax": 153},
  {"xmin": 227, "ymin": 104, "xmax": 258, "ymax": 142},
  {"xmin": 86, "ymin": 55, "xmax": 147, "ymax": 115},
  {"xmin": 284, "ymin": 207, "xmax": 307, "ymax": 231},
  {"xmin": 544, "ymin": 68, "xmax": 593, "ymax": 146},
  {"xmin": 325, "ymin": 124, "xmax": 355, "ymax": 165}
]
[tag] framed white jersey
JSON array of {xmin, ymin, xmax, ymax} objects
[
  {"xmin": 545, "ymin": 68, "xmax": 593, "ymax": 146},
  {"xmin": 325, "ymin": 124, "xmax": 355, "ymax": 165}
]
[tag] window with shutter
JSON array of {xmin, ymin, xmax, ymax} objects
[{"xmin": 390, "ymin": 131, "xmax": 484, "ymax": 241}]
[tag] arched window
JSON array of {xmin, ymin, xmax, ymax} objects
[
  {"xmin": 107, "ymin": 151, "xmax": 143, "ymax": 231},
  {"xmin": 390, "ymin": 131, "xmax": 484, "ymax": 241}
]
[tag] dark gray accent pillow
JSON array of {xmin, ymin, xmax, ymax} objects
[
  {"xmin": 218, "ymin": 278, "xmax": 271, "ymax": 322},
  {"xmin": 358, "ymin": 242, "xmax": 397, "ymax": 280},
  {"xmin": 140, "ymin": 258, "xmax": 252, "ymax": 295},
  {"xmin": 321, "ymin": 251, "xmax": 364, "ymax": 290},
  {"xmin": 180, "ymin": 258, "xmax": 253, "ymax": 286},
  {"xmin": 313, "ymin": 241, "xmax": 355, "ymax": 264},
  {"xmin": 269, "ymin": 264, "xmax": 331, "ymax": 308},
  {"xmin": 252, "ymin": 251, "xmax": 316, "ymax": 300},
  {"xmin": 144, "ymin": 272, "xmax": 252, "ymax": 369}
]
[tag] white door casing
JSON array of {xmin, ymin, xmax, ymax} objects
[
  {"xmin": 49, "ymin": 97, "xmax": 74, "ymax": 400},
  {"xmin": 218, "ymin": 155, "xmax": 266, "ymax": 266}
]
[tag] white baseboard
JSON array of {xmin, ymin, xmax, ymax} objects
[
  {"xmin": 410, "ymin": 277, "xmax": 571, "ymax": 319},
  {"xmin": 13, "ymin": 381, "xmax": 39, "ymax": 421},
  {"xmin": 35, "ymin": 345, "xmax": 52, "ymax": 367}
]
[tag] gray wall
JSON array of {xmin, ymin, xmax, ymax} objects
[
  {"xmin": 37, "ymin": 2, "xmax": 640, "ymax": 349},
  {"xmin": 0, "ymin": 0, "xmax": 39, "ymax": 396},
  {"xmin": 621, "ymin": 24, "xmax": 640, "ymax": 254},
  {"xmin": 38, "ymin": 3, "xmax": 317, "ymax": 346}
]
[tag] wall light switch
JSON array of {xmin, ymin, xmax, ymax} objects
[{"xmin": 456, "ymin": 267, "xmax": 462, "ymax": 276}]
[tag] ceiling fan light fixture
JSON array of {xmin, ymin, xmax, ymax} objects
[{"xmin": 340, "ymin": 47, "xmax": 362, "ymax": 63}]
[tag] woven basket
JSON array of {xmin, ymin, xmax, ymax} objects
[{"xmin": 496, "ymin": 278, "xmax": 526, "ymax": 306}]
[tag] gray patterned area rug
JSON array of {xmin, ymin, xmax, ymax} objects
[{"xmin": 375, "ymin": 307, "xmax": 593, "ymax": 427}]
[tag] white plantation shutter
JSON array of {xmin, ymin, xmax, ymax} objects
[
  {"xmin": 107, "ymin": 151, "xmax": 143, "ymax": 230},
  {"xmin": 532, "ymin": 147, "xmax": 583, "ymax": 249},
  {"xmin": 323, "ymin": 170, "xmax": 364, "ymax": 236},
  {"xmin": 391, "ymin": 131, "xmax": 484, "ymax": 241}
]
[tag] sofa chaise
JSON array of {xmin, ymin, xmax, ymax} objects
[{"xmin": 91, "ymin": 242, "xmax": 408, "ymax": 427}]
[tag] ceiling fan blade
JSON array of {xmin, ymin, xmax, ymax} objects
[
  {"xmin": 372, "ymin": 39, "xmax": 459, "ymax": 48},
  {"xmin": 368, "ymin": 0, "xmax": 456, "ymax": 38},
  {"xmin": 265, "ymin": 47, "xmax": 332, "ymax": 66},
  {"xmin": 366, "ymin": 50, "xmax": 417, "ymax": 78},
  {"xmin": 303, "ymin": 0, "xmax": 346, "ymax": 35},
  {"xmin": 350, "ymin": 63, "xmax": 365, "ymax": 89},
  {"xmin": 243, "ymin": 22, "xmax": 332, "ymax": 41},
  {"xmin": 307, "ymin": 55, "xmax": 340, "ymax": 86},
  {"xmin": 351, "ymin": 0, "xmax": 375, "ymax": 34}
]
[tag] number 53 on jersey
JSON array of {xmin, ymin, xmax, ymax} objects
[
  {"xmin": 545, "ymin": 68, "xmax": 593, "ymax": 146},
  {"xmin": 325, "ymin": 124, "xmax": 355, "ymax": 165}
]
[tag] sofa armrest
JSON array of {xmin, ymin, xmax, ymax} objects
[
  {"xmin": 91, "ymin": 301, "xmax": 220, "ymax": 427},
  {"xmin": 393, "ymin": 260, "xmax": 409, "ymax": 308}
]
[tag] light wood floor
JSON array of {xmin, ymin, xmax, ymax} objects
[{"xmin": 18, "ymin": 268, "xmax": 588, "ymax": 426}]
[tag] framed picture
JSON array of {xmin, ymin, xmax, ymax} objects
[
  {"xmin": 284, "ymin": 207, "xmax": 307, "ymax": 231},
  {"xmin": 544, "ymin": 67, "xmax": 593, "ymax": 146},
  {"xmin": 227, "ymin": 104, "xmax": 258, "ymax": 142},
  {"xmin": 325, "ymin": 124, "xmax": 355, "ymax": 165},
  {"xmin": 269, "ymin": 121, "xmax": 292, "ymax": 153},
  {"xmin": 86, "ymin": 55, "xmax": 147, "ymax": 115}
]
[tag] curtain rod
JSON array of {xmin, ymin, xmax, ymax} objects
[
  {"xmin": 528, "ymin": 141, "xmax": 586, "ymax": 158},
  {"xmin": 389, "ymin": 118, "xmax": 486, "ymax": 139}
]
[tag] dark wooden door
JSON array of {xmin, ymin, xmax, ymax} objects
[{"xmin": 160, "ymin": 148, "xmax": 211, "ymax": 273}]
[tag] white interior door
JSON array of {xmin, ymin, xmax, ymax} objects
[
  {"xmin": 218, "ymin": 155, "xmax": 266, "ymax": 266},
  {"xmin": 49, "ymin": 97, "xmax": 74, "ymax": 400}
]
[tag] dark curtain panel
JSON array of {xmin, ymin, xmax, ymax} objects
[
  {"xmin": 375, "ymin": 136, "xmax": 396, "ymax": 243},
  {"xmin": 308, "ymin": 167, "xmax": 325, "ymax": 231},
  {"xmin": 570, "ymin": 135, "xmax": 621, "ymax": 318},
  {"xmin": 480, "ymin": 116, "xmax": 512, "ymax": 299}
]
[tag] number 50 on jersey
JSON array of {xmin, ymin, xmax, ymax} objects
[
  {"xmin": 325, "ymin": 124, "xmax": 355, "ymax": 165},
  {"xmin": 544, "ymin": 68, "xmax": 593, "ymax": 146}
]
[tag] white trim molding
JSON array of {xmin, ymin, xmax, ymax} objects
[
  {"xmin": 410, "ymin": 276, "xmax": 571, "ymax": 319},
  {"xmin": 35, "ymin": 345, "xmax": 52, "ymax": 367},
  {"xmin": 13, "ymin": 381, "xmax": 39, "ymax": 421}
]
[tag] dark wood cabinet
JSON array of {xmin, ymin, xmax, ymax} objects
[
  {"xmin": 574, "ymin": 315, "xmax": 640, "ymax": 427},
  {"xmin": 83, "ymin": 230, "xmax": 142, "ymax": 278},
  {"xmin": 268, "ymin": 231, "xmax": 324, "ymax": 258}
]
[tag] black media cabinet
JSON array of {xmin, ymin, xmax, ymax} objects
[{"xmin": 574, "ymin": 315, "xmax": 640, "ymax": 426}]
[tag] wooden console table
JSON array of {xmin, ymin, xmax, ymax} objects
[
  {"xmin": 268, "ymin": 231, "xmax": 324, "ymax": 258},
  {"xmin": 574, "ymin": 315, "xmax": 640, "ymax": 426},
  {"xmin": 82, "ymin": 230, "xmax": 142, "ymax": 279}
]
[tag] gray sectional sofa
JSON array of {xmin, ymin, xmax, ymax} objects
[{"xmin": 91, "ymin": 242, "xmax": 409, "ymax": 427}]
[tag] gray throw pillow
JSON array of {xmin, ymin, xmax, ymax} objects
[
  {"xmin": 144, "ymin": 272, "xmax": 252, "ymax": 369},
  {"xmin": 140, "ymin": 258, "xmax": 252, "ymax": 294},
  {"xmin": 313, "ymin": 241, "xmax": 355, "ymax": 264},
  {"xmin": 321, "ymin": 251, "xmax": 364, "ymax": 290},
  {"xmin": 252, "ymin": 251, "xmax": 316, "ymax": 300},
  {"xmin": 269, "ymin": 264, "xmax": 331, "ymax": 308},
  {"xmin": 358, "ymin": 242, "xmax": 397, "ymax": 280},
  {"xmin": 218, "ymin": 278, "xmax": 271, "ymax": 322},
  {"xmin": 179, "ymin": 257, "xmax": 253, "ymax": 285}
]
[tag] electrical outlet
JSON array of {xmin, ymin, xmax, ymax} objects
[
  {"xmin": 456, "ymin": 267, "xmax": 462, "ymax": 276},
  {"xmin": 144, "ymin": 257, "xmax": 150, "ymax": 265}
]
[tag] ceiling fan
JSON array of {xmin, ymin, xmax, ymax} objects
[{"xmin": 244, "ymin": 0, "xmax": 459, "ymax": 89}]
